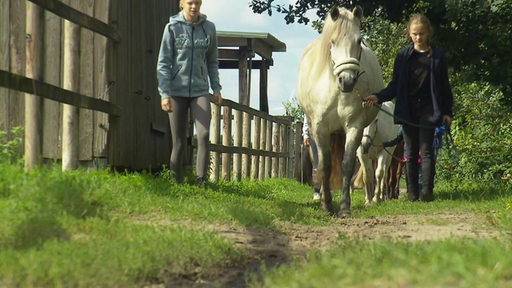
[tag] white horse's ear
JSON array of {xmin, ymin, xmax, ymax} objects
[
  {"xmin": 353, "ymin": 5, "xmax": 363, "ymax": 19},
  {"xmin": 329, "ymin": 5, "xmax": 340, "ymax": 21}
]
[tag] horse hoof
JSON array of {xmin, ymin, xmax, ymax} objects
[
  {"xmin": 321, "ymin": 201, "xmax": 334, "ymax": 213},
  {"xmin": 337, "ymin": 210, "xmax": 352, "ymax": 218}
]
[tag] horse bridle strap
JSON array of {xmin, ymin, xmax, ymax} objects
[{"xmin": 333, "ymin": 58, "xmax": 360, "ymax": 76}]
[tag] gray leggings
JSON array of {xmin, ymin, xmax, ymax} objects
[{"xmin": 168, "ymin": 95, "xmax": 211, "ymax": 181}]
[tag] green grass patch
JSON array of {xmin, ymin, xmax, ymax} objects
[
  {"xmin": 252, "ymin": 238, "xmax": 512, "ymax": 288},
  {"xmin": 0, "ymin": 162, "xmax": 511, "ymax": 287}
]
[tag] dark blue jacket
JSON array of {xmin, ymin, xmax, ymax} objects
[{"xmin": 376, "ymin": 44, "xmax": 454, "ymax": 126}]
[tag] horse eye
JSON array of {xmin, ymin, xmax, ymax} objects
[{"xmin": 357, "ymin": 37, "xmax": 362, "ymax": 46}]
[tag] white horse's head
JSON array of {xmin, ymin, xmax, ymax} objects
[{"xmin": 323, "ymin": 6, "xmax": 364, "ymax": 92}]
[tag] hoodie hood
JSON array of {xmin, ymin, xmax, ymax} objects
[{"xmin": 169, "ymin": 12, "xmax": 207, "ymax": 25}]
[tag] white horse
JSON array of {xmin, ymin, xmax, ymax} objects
[
  {"xmin": 356, "ymin": 101, "xmax": 400, "ymax": 205},
  {"xmin": 298, "ymin": 6, "xmax": 384, "ymax": 217}
]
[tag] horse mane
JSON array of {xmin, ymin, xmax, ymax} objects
[{"xmin": 303, "ymin": 7, "xmax": 360, "ymax": 81}]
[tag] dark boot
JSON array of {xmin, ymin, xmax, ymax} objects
[
  {"xmin": 406, "ymin": 161, "xmax": 419, "ymax": 202},
  {"xmin": 419, "ymin": 158, "xmax": 435, "ymax": 202}
]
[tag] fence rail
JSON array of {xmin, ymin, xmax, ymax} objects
[
  {"xmin": 0, "ymin": 70, "xmax": 120, "ymax": 116},
  {"xmin": 27, "ymin": 0, "xmax": 121, "ymax": 42}
]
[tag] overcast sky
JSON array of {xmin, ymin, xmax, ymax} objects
[{"xmin": 200, "ymin": 1, "xmax": 320, "ymax": 115}]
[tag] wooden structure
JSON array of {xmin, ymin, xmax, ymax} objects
[
  {"xmin": 0, "ymin": 0, "xmax": 299, "ymax": 179},
  {"xmin": 217, "ymin": 31, "xmax": 286, "ymax": 112}
]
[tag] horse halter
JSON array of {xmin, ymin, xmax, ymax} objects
[
  {"xmin": 361, "ymin": 118, "xmax": 378, "ymax": 154},
  {"xmin": 333, "ymin": 58, "xmax": 360, "ymax": 77},
  {"xmin": 332, "ymin": 43, "xmax": 365, "ymax": 83}
]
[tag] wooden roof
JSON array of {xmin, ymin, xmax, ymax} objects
[{"xmin": 217, "ymin": 31, "xmax": 286, "ymax": 60}]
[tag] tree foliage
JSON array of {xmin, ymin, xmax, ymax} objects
[
  {"xmin": 273, "ymin": 0, "xmax": 512, "ymax": 182},
  {"xmin": 251, "ymin": 0, "xmax": 512, "ymax": 102}
]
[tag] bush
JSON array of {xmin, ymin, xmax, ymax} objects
[{"xmin": 0, "ymin": 127, "xmax": 24, "ymax": 165}]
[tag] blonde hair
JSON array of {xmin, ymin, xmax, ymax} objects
[
  {"xmin": 179, "ymin": 0, "xmax": 202, "ymax": 9},
  {"xmin": 407, "ymin": 14, "xmax": 433, "ymax": 40}
]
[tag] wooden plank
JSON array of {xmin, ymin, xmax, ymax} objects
[
  {"xmin": 131, "ymin": 0, "xmax": 148, "ymax": 169},
  {"xmin": 210, "ymin": 144, "xmax": 288, "ymax": 158},
  {"xmin": 9, "ymin": 0, "xmax": 26, "ymax": 130},
  {"xmin": 219, "ymin": 59, "xmax": 269, "ymax": 70},
  {"xmin": 213, "ymin": 97, "xmax": 291, "ymax": 125},
  {"xmin": 0, "ymin": 0, "xmax": 10, "ymax": 131},
  {"xmin": 238, "ymin": 47, "xmax": 249, "ymax": 105},
  {"xmin": 259, "ymin": 59, "xmax": 269, "ymax": 112},
  {"xmin": 93, "ymin": 0, "xmax": 111, "ymax": 158},
  {"xmin": 42, "ymin": 6, "xmax": 63, "ymax": 159},
  {"xmin": 0, "ymin": 70, "xmax": 120, "ymax": 116},
  {"xmin": 27, "ymin": 0, "xmax": 121, "ymax": 42},
  {"xmin": 78, "ymin": 0, "xmax": 94, "ymax": 161}
]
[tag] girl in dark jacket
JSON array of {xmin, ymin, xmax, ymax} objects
[{"xmin": 364, "ymin": 14, "xmax": 453, "ymax": 202}]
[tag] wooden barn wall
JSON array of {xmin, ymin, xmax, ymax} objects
[
  {"xmin": 1, "ymin": 0, "xmax": 179, "ymax": 170},
  {"xmin": 107, "ymin": 0, "xmax": 178, "ymax": 170}
]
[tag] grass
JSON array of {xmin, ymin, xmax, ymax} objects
[
  {"xmin": 0, "ymin": 162, "xmax": 511, "ymax": 287},
  {"xmin": 252, "ymin": 238, "xmax": 512, "ymax": 288}
]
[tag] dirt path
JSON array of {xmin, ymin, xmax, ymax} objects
[{"xmin": 160, "ymin": 211, "xmax": 501, "ymax": 288}]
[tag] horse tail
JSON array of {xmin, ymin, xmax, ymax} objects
[{"xmin": 353, "ymin": 164, "xmax": 364, "ymax": 189}]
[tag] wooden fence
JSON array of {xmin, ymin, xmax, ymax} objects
[
  {"xmin": 208, "ymin": 96, "xmax": 299, "ymax": 182},
  {"xmin": 0, "ymin": 0, "xmax": 120, "ymax": 171}
]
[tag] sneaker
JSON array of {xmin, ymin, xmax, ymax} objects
[
  {"xmin": 196, "ymin": 177, "xmax": 207, "ymax": 187},
  {"xmin": 313, "ymin": 192, "xmax": 321, "ymax": 201}
]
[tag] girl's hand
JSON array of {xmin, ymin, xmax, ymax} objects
[
  {"xmin": 363, "ymin": 95, "xmax": 378, "ymax": 107},
  {"xmin": 161, "ymin": 98, "xmax": 172, "ymax": 112},
  {"xmin": 213, "ymin": 92, "xmax": 222, "ymax": 106}
]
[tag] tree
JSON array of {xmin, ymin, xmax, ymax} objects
[{"xmin": 250, "ymin": 0, "xmax": 512, "ymax": 102}]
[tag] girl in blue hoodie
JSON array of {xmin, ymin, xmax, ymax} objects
[{"xmin": 157, "ymin": 0, "xmax": 222, "ymax": 185}]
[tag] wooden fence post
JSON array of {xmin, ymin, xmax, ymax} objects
[
  {"xmin": 210, "ymin": 102, "xmax": 220, "ymax": 181},
  {"xmin": 233, "ymin": 110, "xmax": 242, "ymax": 181},
  {"xmin": 24, "ymin": 2, "xmax": 43, "ymax": 171},
  {"xmin": 241, "ymin": 112, "xmax": 251, "ymax": 179},
  {"xmin": 265, "ymin": 119, "xmax": 272, "ymax": 178},
  {"xmin": 258, "ymin": 117, "xmax": 266, "ymax": 180},
  {"xmin": 222, "ymin": 106, "xmax": 232, "ymax": 180},
  {"xmin": 272, "ymin": 122, "xmax": 279, "ymax": 177},
  {"xmin": 62, "ymin": 18, "xmax": 80, "ymax": 171},
  {"xmin": 251, "ymin": 116, "xmax": 260, "ymax": 180}
]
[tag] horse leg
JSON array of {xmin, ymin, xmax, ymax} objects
[
  {"xmin": 315, "ymin": 136, "xmax": 334, "ymax": 213},
  {"xmin": 356, "ymin": 147, "xmax": 373, "ymax": 206},
  {"xmin": 373, "ymin": 159, "xmax": 384, "ymax": 203},
  {"xmin": 338, "ymin": 129, "xmax": 362, "ymax": 218}
]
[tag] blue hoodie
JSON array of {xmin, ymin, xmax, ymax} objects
[{"xmin": 157, "ymin": 12, "xmax": 221, "ymax": 99}]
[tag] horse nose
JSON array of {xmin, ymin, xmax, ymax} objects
[{"xmin": 339, "ymin": 72, "xmax": 356, "ymax": 92}]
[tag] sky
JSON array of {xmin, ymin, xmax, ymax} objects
[{"xmin": 201, "ymin": 0, "xmax": 320, "ymax": 115}]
